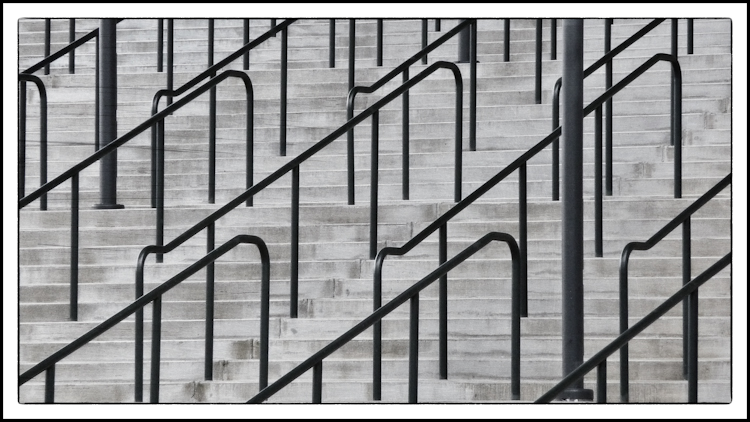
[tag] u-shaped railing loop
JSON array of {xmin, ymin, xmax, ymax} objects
[
  {"xmin": 18, "ymin": 74, "xmax": 47, "ymax": 211},
  {"xmin": 536, "ymin": 251, "xmax": 731, "ymax": 403},
  {"xmin": 551, "ymin": 18, "xmax": 667, "ymax": 201},
  {"xmin": 149, "ymin": 20, "xmax": 295, "ymax": 209},
  {"xmin": 618, "ymin": 174, "xmax": 731, "ymax": 403},
  {"xmin": 585, "ymin": 53, "xmax": 683, "ymax": 257},
  {"xmin": 18, "ymin": 234, "xmax": 270, "ymax": 404},
  {"xmin": 151, "ymin": 71, "xmax": 254, "ymax": 264},
  {"xmin": 368, "ymin": 61, "xmax": 463, "ymax": 260},
  {"xmin": 249, "ymin": 231, "xmax": 520, "ymax": 404},
  {"xmin": 370, "ymin": 130, "xmax": 561, "ymax": 401},
  {"xmin": 136, "ymin": 235, "xmax": 270, "ymax": 403},
  {"xmin": 346, "ymin": 19, "xmax": 477, "ymax": 205}
]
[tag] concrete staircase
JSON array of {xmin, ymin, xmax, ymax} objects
[{"xmin": 17, "ymin": 18, "xmax": 732, "ymax": 404}]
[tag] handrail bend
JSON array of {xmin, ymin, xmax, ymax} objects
[
  {"xmin": 346, "ymin": 19, "xmax": 477, "ymax": 205},
  {"xmin": 248, "ymin": 231, "xmax": 520, "ymax": 404},
  {"xmin": 149, "ymin": 70, "xmax": 254, "ymax": 263},
  {"xmin": 535, "ymin": 252, "xmax": 731, "ymax": 403},
  {"xmin": 18, "ymin": 74, "xmax": 47, "ymax": 210},
  {"xmin": 619, "ymin": 174, "xmax": 731, "ymax": 403},
  {"xmin": 372, "ymin": 126, "xmax": 561, "ymax": 400},
  {"xmin": 19, "ymin": 235, "xmax": 270, "ymax": 404},
  {"xmin": 368, "ymin": 61, "xmax": 463, "ymax": 259}
]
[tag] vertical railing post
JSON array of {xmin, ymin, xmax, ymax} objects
[
  {"xmin": 349, "ymin": 19, "xmax": 355, "ymax": 93},
  {"xmin": 458, "ymin": 19, "xmax": 469, "ymax": 63},
  {"xmin": 670, "ymin": 19, "xmax": 677, "ymax": 148},
  {"xmin": 550, "ymin": 19, "xmax": 557, "ymax": 60},
  {"xmin": 291, "ymin": 165, "xmax": 300, "ymax": 318},
  {"xmin": 605, "ymin": 19, "xmax": 613, "ymax": 196},
  {"xmin": 157, "ymin": 19, "xmax": 163, "ymax": 72},
  {"xmin": 246, "ymin": 80, "xmax": 254, "ymax": 207},
  {"xmin": 44, "ymin": 19, "xmax": 50, "ymax": 75},
  {"xmin": 166, "ymin": 19, "xmax": 173, "ymax": 107},
  {"xmin": 535, "ymin": 19, "xmax": 542, "ymax": 104},
  {"xmin": 70, "ymin": 174, "xmax": 79, "ymax": 321},
  {"xmin": 259, "ymin": 242, "xmax": 270, "ymax": 390},
  {"xmin": 312, "ymin": 362, "xmax": 323, "ymax": 403},
  {"xmin": 329, "ymin": 19, "xmax": 335, "ymax": 68},
  {"xmin": 619, "ymin": 251, "xmax": 630, "ymax": 403},
  {"xmin": 409, "ymin": 294, "xmax": 419, "ymax": 404},
  {"xmin": 559, "ymin": 18, "xmax": 592, "ymax": 401},
  {"xmin": 205, "ymin": 222, "xmax": 215, "ymax": 380},
  {"xmin": 511, "ymin": 237, "xmax": 521, "ymax": 400},
  {"xmin": 597, "ymin": 360, "xmax": 607, "ymax": 403},
  {"xmin": 156, "ymin": 118, "xmax": 165, "ymax": 263},
  {"xmin": 552, "ymin": 79, "xmax": 561, "ymax": 201},
  {"xmin": 682, "ymin": 218, "xmax": 691, "ymax": 380},
  {"xmin": 377, "ymin": 19, "xmax": 383, "ymax": 66},
  {"xmin": 687, "ymin": 19, "xmax": 694, "ymax": 54},
  {"xmin": 280, "ymin": 26, "xmax": 288, "ymax": 156},
  {"xmin": 673, "ymin": 61, "xmax": 682, "ymax": 199},
  {"xmin": 369, "ymin": 111, "xmax": 380, "ymax": 260},
  {"xmin": 504, "ymin": 19, "xmax": 510, "ymax": 62},
  {"xmin": 469, "ymin": 20, "xmax": 477, "ymax": 153},
  {"xmin": 44, "ymin": 365, "xmax": 55, "ymax": 403},
  {"xmin": 135, "ymin": 254, "xmax": 144, "ymax": 402},
  {"xmin": 519, "ymin": 164, "xmax": 528, "ymax": 317},
  {"xmin": 149, "ymin": 297, "xmax": 162, "ymax": 403},
  {"xmin": 95, "ymin": 34, "xmax": 99, "ymax": 151},
  {"xmin": 456, "ymin": 62, "xmax": 465, "ymax": 200},
  {"xmin": 435, "ymin": 18, "xmax": 441, "ymax": 32},
  {"xmin": 595, "ymin": 106, "xmax": 603, "ymax": 257},
  {"xmin": 402, "ymin": 68, "xmax": 410, "ymax": 200},
  {"xmin": 68, "ymin": 19, "xmax": 75, "ymax": 73},
  {"xmin": 95, "ymin": 18, "xmax": 124, "ymax": 210},
  {"xmin": 243, "ymin": 19, "xmax": 250, "ymax": 70},
  {"xmin": 208, "ymin": 19, "xmax": 216, "ymax": 204},
  {"xmin": 271, "ymin": 19, "xmax": 276, "ymax": 33},
  {"xmin": 19, "ymin": 81, "xmax": 26, "ymax": 200},
  {"xmin": 439, "ymin": 224, "xmax": 448, "ymax": 380},
  {"xmin": 687, "ymin": 261, "xmax": 699, "ymax": 403},
  {"xmin": 421, "ymin": 19, "xmax": 427, "ymax": 64}
]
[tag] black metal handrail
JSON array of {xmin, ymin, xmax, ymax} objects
[
  {"xmin": 18, "ymin": 74, "xmax": 47, "ymax": 210},
  {"xmin": 18, "ymin": 70, "xmax": 258, "ymax": 321},
  {"xmin": 372, "ymin": 126, "xmax": 562, "ymax": 400},
  {"xmin": 248, "ymin": 231, "xmax": 520, "ymax": 404},
  {"xmin": 149, "ymin": 70, "xmax": 254, "ymax": 263},
  {"xmin": 368, "ymin": 61, "xmax": 463, "ymax": 259},
  {"xmin": 551, "ymin": 18, "xmax": 667, "ymax": 200},
  {"xmin": 535, "ymin": 252, "xmax": 731, "ymax": 403},
  {"xmin": 18, "ymin": 234, "xmax": 271, "ymax": 404},
  {"xmin": 619, "ymin": 173, "xmax": 731, "ymax": 403},
  {"xmin": 346, "ymin": 19, "xmax": 477, "ymax": 205},
  {"xmin": 149, "ymin": 19, "xmax": 296, "ymax": 208}
]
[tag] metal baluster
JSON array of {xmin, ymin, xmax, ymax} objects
[
  {"xmin": 205, "ymin": 222, "xmax": 215, "ymax": 380},
  {"xmin": 687, "ymin": 19, "xmax": 694, "ymax": 54},
  {"xmin": 409, "ymin": 294, "xmax": 419, "ymax": 403},
  {"xmin": 377, "ymin": 19, "xmax": 383, "ymax": 66},
  {"xmin": 157, "ymin": 19, "xmax": 163, "ymax": 72},
  {"xmin": 469, "ymin": 20, "xmax": 477, "ymax": 153},
  {"xmin": 70, "ymin": 174, "xmax": 79, "ymax": 321},
  {"xmin": 504, "ymin": 19, "xmax": 510, "ymax": 62},
  {"xmin": 291, "ymin": 165, "xmax": 299, "ymax": 318},
  {"xmin": 166, "ymin": 19, "xmax": 173, "ymax": 107},
  {"xmin": 595, "ymin": 106, "xmax": 603, "ymax": 257},
  {"xmin": 597, "ymin": 360, "xmax": 607, "ymax": 403},
  {"xmin": 329, "ymin": 19, "xmax": 335, "ymax": 68},
  {"xmin": 45, "ymin": 365, "xmax": 55, "ymax": 403},
  {"xmin": 280, "ymin": 26, "xmax": 287, "ymax": 156},
  {"xmin": 312, "ymin": 362, "xmax": 323, "ymax": 403},
  {"xmin": 435, "ymin": 19, "xmax": 441, "ymax": 31},
  {"xmin": 243, "ymin": 19, "xmax": 249, "ymax": 70},
  {"xmin": 156, "ymin": 118, "xmax": 165, "ymax": 263},
  {"xmin": 349, "ymin": 19, "xmax": 355, "ymax": 93},
  {"xmin": 370, "ymin": 111, "xmax": 379, "ymax": 259},
  {"xmin": 519, "ymin": 164, "xmax": 528, "ymax": 316},
  {"xmin": 550, "ymin": 19, "xmax": 557, "ymax": 60},
  {"xmin": 421, "ymin": 19, "xmax": 427, "ymax": 64},
  {"xmin": 149, "ymin": 296, "xmax": 162, "ymax": 403},
  {"xmin": 605, "ymin": 19, "xmax": 613, "ymax": 196},
  {"xmin": 208, "ymin": 19, "xmax": 216, "ymax": 204},
  {"xmin": 535, "ymin": 19, "xmax": 542, "ymax": 104},
  {"xmin": 402, "ymin": 68, "xmax": 410, "ymax": 200},
  {"xmin": 19, "ymin": 81, "xmax": 26, "ymax": 200},
  {"xmin": 68, "ymin": 19, "xmax": 75, "ymax": 73},
  {"xmin": 44, "ymin": 19, "xmax": 50, "ymax": 75},
  {"xmin": 682, "ymin": 218, "xmax": 691, "ymax": 380},
  {"xmin": 439, "ymin": 224, "xmax": 448, "ymax": 380}
]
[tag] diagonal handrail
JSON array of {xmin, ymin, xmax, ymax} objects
[
  {"xmin": 18, "ymin": 234, "xmax": 270, "ymax": 404},
  {"xmin": 346, "ymin": 19, "xmax": 477, "ymax": 205},
  {"xmin": 535, "ymin": 252, "xmax": 731, "ymax": 403},
  {"xmin": 551, "ymin": 18, "xmax": 667, "ymax": 200},
  {"xmin": 371, "ymin": 126, "xmax": 561, "ymax": 400},
  {"xmin": 248, "ymin": 231, "xmax": 520, "ymax": 404},
  {"xmin": 619, "ymin": 173, "xmax": 731, "ymax": 403}
]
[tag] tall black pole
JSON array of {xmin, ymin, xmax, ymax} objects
[
  {"xmin": 559, "ymin": 19, "xmax": 591, "ymax": 401},
  {"xmin": 95, "ymin": 19, "xmax": 123, "ymax": 210},
  {"xmin": 457, "ymin": 19, "xmax": 470, "ymax": 63}
]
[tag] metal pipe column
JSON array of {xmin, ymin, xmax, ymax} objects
[
  {"xmin": 94, "ymin": 19, "xmax": 123, "ymax": 209},
  {"xmin": 559, "ymin": 19, "xmax": 592, "ymax": 401}
]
